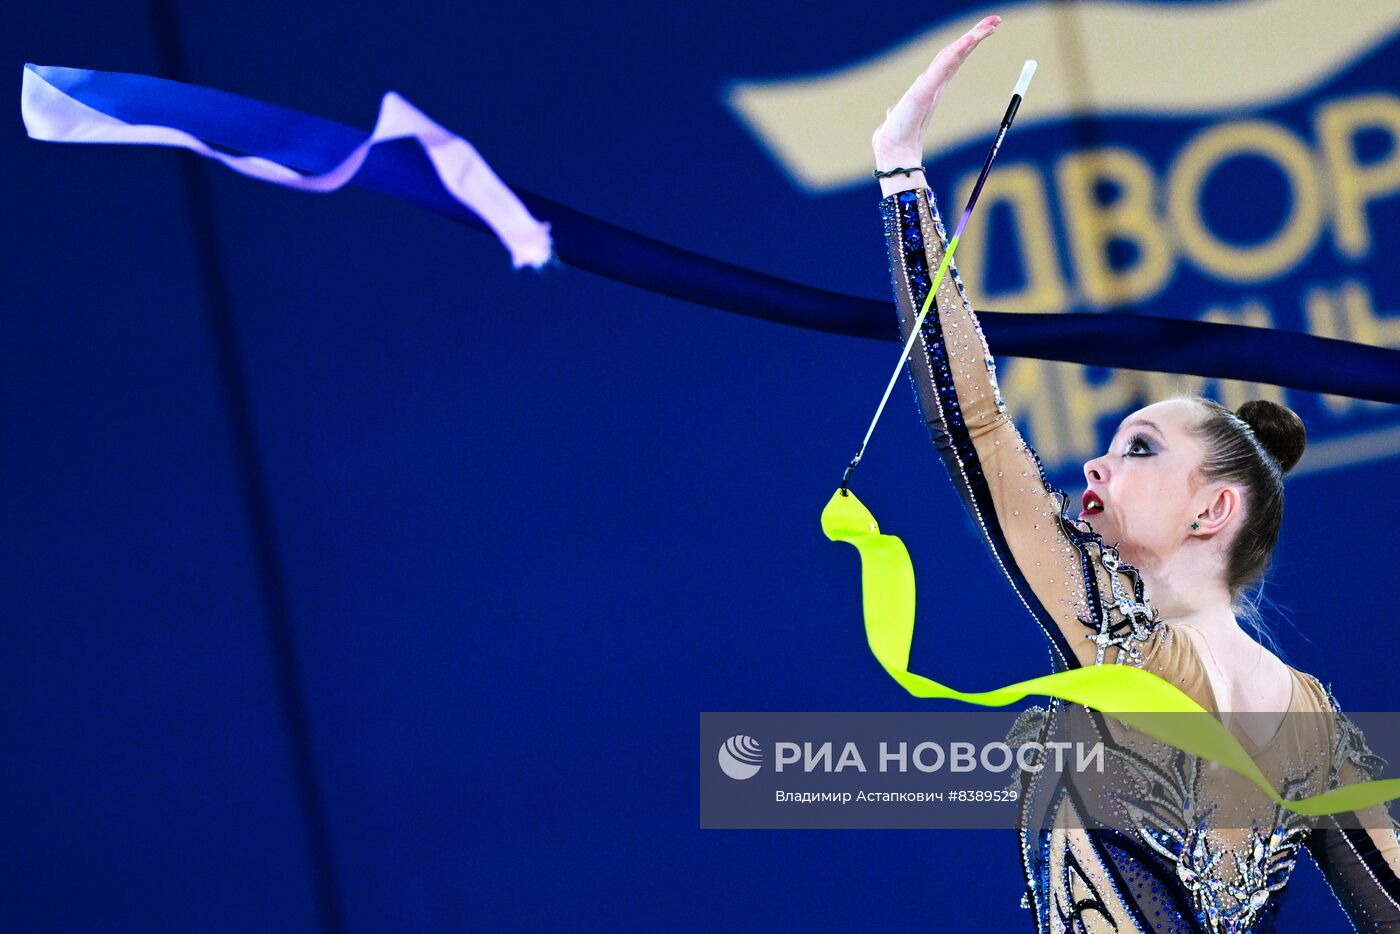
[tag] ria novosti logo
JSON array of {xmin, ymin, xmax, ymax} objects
[{"xmin": 718, "ymin": 735, "xmax": 763, "ymax": 780}]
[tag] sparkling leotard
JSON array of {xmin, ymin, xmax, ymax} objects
[{"xmin": 879, "ymin": 184, "xmax": 1400, "ymax": 932}]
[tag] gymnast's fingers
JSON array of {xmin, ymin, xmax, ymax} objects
[
  {"xmin": 915, "ymin": 15, "xmax": 1001, "ymax": 112},
  {"xmin": 875, "ymin": 15, "xmax": 1000, "ymax": 155}
]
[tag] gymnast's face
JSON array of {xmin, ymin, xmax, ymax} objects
[{"xmin": 1079, "ymin": 399, "xmax": 1212, "ymax": 569}]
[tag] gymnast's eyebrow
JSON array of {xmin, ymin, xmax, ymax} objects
[{"xmin": 1115, "ymin": 418, "xmax": 1163, "ymax": 438}]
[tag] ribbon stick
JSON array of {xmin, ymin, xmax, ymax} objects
[{"xmin": 841, "ymin": 61, "xmax": 1037, "ymax": 494}]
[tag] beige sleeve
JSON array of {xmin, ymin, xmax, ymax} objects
[{"xmin": 880, "ymin": 185, "xmax": 1160, "ymax": 672}]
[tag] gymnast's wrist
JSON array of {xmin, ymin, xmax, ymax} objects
[{"xmin": 876, "ymin": 164, "xmax": 926, "ymax": 198}]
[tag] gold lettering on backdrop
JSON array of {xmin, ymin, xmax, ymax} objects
[
  {"xmin": 725, "ymin": 3, "xmax": 1400, "ymax": 192},
  {"xmin": 1056, "ymin": 364, "xmax": 1138, "ymax": 457},
  {"xmin": 1000, "ymin": 361, "xmax": 1283, "ymax": 470},
  {"xmin": 1335, "ymin": 279, "xmax": 1400, "ymax": 351},
  {"xmin": 1056, "ymin": 148, "xmax": 1174, "ymax": 308},
  {"xmin": 889, "ymin": 93, "xmax": 1400, "ymax": 473},
  {"xmin": 1167, "ymin": 122, "xmax": 1324, "ymax": 283},
  {"xmin": 1317, "ymin": 93, "xmax": 1400, "ymax": 259},
  {"xmin": 998, "ymin": 358, "xmax": 1070, "ymax": 465},
  {"xmin": 953, "ymin": 164, "xmax": 1070, "ymax": 313}
]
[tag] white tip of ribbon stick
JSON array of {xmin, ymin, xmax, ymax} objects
[{"xmin": 1014, "ymin": 60, "xmax": 1037, "ymax": 97}]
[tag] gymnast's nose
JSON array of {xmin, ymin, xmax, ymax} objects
[{"xmin": 1084, "ymin": 455, "xmax": 1108, "ymax": 485}]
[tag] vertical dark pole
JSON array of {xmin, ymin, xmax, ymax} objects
[{"xmin": 144, "ymin": 4, "xmax": 347, "ymax": 931}]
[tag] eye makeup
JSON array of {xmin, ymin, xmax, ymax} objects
[{"xmin": 1124, "ymin": 433, "xmax": 1155, "ymax": 456}]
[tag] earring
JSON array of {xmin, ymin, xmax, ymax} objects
[{"xmin": 1190, "ymin": 521, "xmax": 1201, "ymax": 531}]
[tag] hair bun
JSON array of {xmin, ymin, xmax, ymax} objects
[{"xmin": 1237, "ymin": 400, "xmax": 1307, "ymax": 474}]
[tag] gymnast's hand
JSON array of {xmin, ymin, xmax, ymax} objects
[{"xmin": 871, "ymin": 14, "xmax": 1001, "ymax": 170}]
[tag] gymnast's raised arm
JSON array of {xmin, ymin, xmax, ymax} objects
[{"xmin": 870, "ymin": 16, "xmax": 1155, "ymax": 672}]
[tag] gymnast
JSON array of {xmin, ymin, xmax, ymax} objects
[{"xmin": 870, "ymin": 15, "xmax": 1400, "ymax": 932}]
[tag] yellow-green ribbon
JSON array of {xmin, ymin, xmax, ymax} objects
[{"xmin": 822, "ymin": 486, "xmax": 1400, "ymax": 816}]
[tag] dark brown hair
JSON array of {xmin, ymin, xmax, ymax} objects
[{"xmin": 1176, "ymin": 393, "xmax": 1307, "ymax": 602}]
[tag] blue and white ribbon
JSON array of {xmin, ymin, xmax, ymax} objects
[
  {"xmin": 17, "ymin": 63, "xmax": 1400, "ymax": 403},
  {"xmin": 21, "ymin": 64, "xmax": 553, "ymax": 269}
]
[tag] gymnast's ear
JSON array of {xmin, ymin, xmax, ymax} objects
[{"xmin": 1191, "ymin": 484, "xmax": 1242, "ymax": 538}]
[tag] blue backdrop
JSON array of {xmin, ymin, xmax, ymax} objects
[{"xmin": 4, "ymin": 1, "xmax": 1398, "ymax": 930}]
